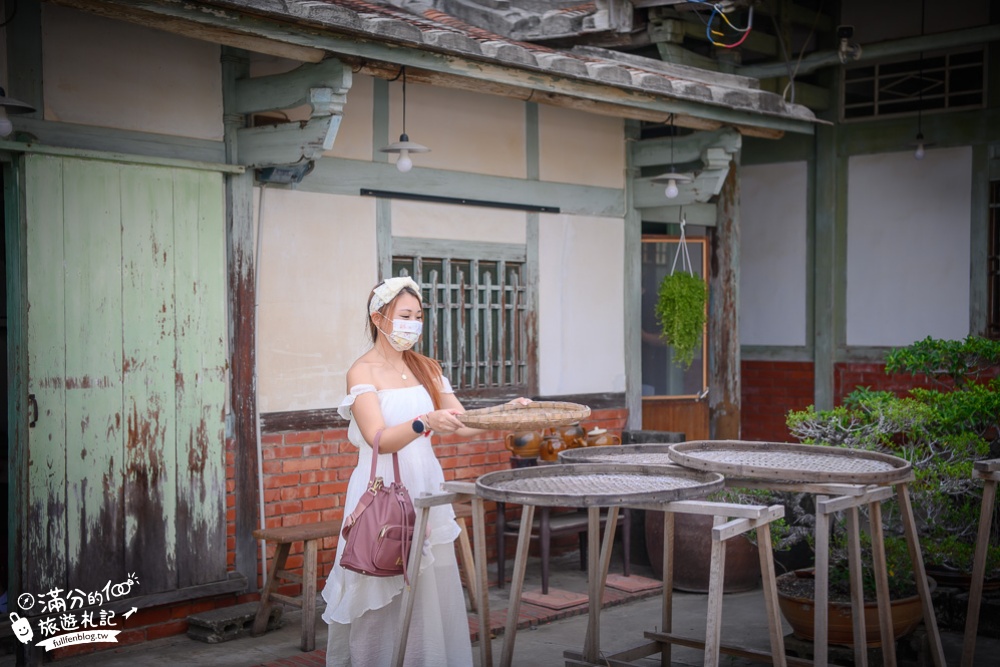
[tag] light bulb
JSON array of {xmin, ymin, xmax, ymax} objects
[
  {"xmin": 664, "ymin": 178, "xmax": 679, "ymax": 199},
  {"xmin": 0, "ymin": 112, "xmax": 12, "ymax": 138},
  {"xmin": 396, "ymin": 150, "xmax": 412, "ymax": 173},
  {"xmin": 914, "ymin": 141, "xmax": 925, "ymax": 160}
]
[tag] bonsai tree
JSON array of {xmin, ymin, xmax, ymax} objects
[{"xmin": 785, "ymin": 335, "xmax": 1000, "ymax": 579}]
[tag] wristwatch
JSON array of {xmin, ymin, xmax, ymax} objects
[{"xmin": 412, "ymin": 415, "xmax": 426, "ymax": 435}]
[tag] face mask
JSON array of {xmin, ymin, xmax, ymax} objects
[{"xmin": 381, "ymin": 318, "xmax": 422, "ymax": 351}]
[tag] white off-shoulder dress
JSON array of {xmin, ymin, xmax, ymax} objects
[{"xmin": 322, "ymin": 379, "xmax": 472, "ymax": 667}]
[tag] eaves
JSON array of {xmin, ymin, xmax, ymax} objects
[{"xmin": 52, "ymin": 0, "xmax": 819, "ymax": 136}]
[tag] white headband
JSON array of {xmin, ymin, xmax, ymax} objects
[{"xmin": 369, "ymin": 276, "xmax": 422, "ymax": 315}]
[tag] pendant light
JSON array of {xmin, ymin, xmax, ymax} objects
[
  {"xmin": 651, "ymin": 114, "xmax": 692, "ymax": 199},
  {"xmin": 911, "ymin": 0, "xmax": 934, "ymax": 160},
  {"xmin": 0, "ymin": 87, "xmax": 36, "ymax": 138},
  {"xmin": 379, "ymin": 66, "xmax": 429, "ymax": 173}
]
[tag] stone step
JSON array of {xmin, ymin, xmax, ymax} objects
[{"xmin": 187, "ymin": 601, "xmax": 283, "ymax": 644}]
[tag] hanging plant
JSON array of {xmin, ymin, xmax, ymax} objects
[{"xmin": 654, "ymin": 271, "xmax": 706, "ymax": 370}]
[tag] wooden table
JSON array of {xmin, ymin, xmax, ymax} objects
[
  {"xmin": 962, "ymin": 458, "xmax": 1000, "ymax": 667},
  {"xmin": 664, "ymin": 440, "xmax": 946, "ymax": 667},
  {"xmin": 475, "ymin": 462, "xmax": 786, "ymax": 667}
]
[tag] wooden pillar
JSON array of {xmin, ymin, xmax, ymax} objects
[
  {"xmin": 624, "ymin": 120, "xmax": 644, "ymax": 430},
  {"xmin": 708, "ymin": 152, "xmax": 741, "ymax": 439},
  {"xmin": 222, "ymin": 47, "xmax": 260, "ymax": 591}
]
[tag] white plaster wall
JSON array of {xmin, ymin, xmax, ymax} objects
[
  {"xmin": 539, "ymin": 105, "xmax": 624, "ymax": 188},
  {"xmin": 399, "ymin": 83, "xmax": 525, "ymax": 178},
  {"xmin": 539, "ymin": 214, "xmax": 625, "ymax": 394},
  {"xmin": 256, "ymin": 190, "xmax": 378, "ymax": 412},
  {"xmin": 392, "ymin": 199, "xmax": 526, "ymax": 244},
  {"xmin": 846, "ymin": 147, "xmax": 971, "ymax": 346},
  {"xmin": 739, "ymin": 162, "xmax": 808, "ymax": 346},
  {"xmin": 42, "ymin": 5, "xmax": 223, "ymax": 140}
]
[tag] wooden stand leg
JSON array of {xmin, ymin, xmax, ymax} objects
[
  {"xmin": 962, "ymin": 478, "xmax": 997, "ymax": 667},
  {"xmin": 661, "ymin": 511, "xmax": 674, "ymax": 667},
  {"xmin": 456, "ymin": 516, "xmax": 478, "ymax": 613},
  {"xmin": 755, "ymin": 522, "xmax": 787, "ymax": 667},
  {"xmin": 253, "ymin": 542, "xmax": 289, "ymax": 635},
  {"xmin": 814, "ymin": 496, "xmax": 830, "ymax": 667},
  {"xmin": 703, "ymin": 516, "xmax": 727, "ymax": 667},
  {"xmin": 392, "ymin": 505, "xmax": 432, "ymax": 667},
  {"xmin": 868, "ymin": 500, "xmax": 896, "ymax": 666},
  {"xmin": 845, "ymin": 506, "xmax": 868, "ymax": 667},
  {"xmin": 583, "ymin": 507, "xmax": 602, "ymax": 664},
  {"xmin": 472, "ymin": 496, "xmax": 493, "ymax": 667},
  {"xmin": 583, "ymin": 506, "xmax": 619, "ymax": 660},
  {"xmin": 897, "ymin": 483, "xmax": 946, "ymax": 667},
  {"xmin": 301, "ymin": 539, "xmax": 318, "ymax": 651},
  {"xmin": 500, "ymin": 504, "xmax": 534, "ymax": 667}
]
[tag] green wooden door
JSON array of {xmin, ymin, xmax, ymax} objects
[{"xmin": 24, "ymin": 154, "xmax": 228, "ymax": 595}]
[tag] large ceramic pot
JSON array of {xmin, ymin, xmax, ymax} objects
[
  {"xmin": 645, "ymin": 511, "xmax": 760, "ymax": 592},
  {"xmin": 775, "ymin": 569, "xmax": 933, "ymax": 647}
]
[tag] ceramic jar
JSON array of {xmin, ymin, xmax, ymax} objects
[
  {"xmin": 539, "ymin": 433, "xmax": 571, "ymax": 462},
  {"xmin": 585, "ymin": 428, "xmax": 621, "ymax": 447},
  {"xmin": 504, "ymin": 431, "xmax": 542, "ymax": 459},
  {"xmin": 555, "ymin": 422, "xmax": 587, "ymax": 450}
]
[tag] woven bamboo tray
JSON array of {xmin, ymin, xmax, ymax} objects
[
  {"xmin": 667, "ymin": 440, "xmax": 911, "ymax": 485},
  {"xmin": 476, "ymin": 463, "xmax": 723, "ymax": 508},
  {"xmin": 559, "ymin": 443, "xmax": 679, "ymax": 467},
  {"xmin": 458, "ymin": 401, "xmax": 590, "ymax": 432}
]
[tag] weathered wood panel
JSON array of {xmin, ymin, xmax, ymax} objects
[
  {"xmin": 62, "ymin": 159, "xmax": 125, "ymax": 592},
  {"xmin": 25, "ymin": 155, "xmax": 68, "ymax": 594},
  {"xmin": 122, "ymin": 166, "xmax": 179, "ymax": 594},
  {"xmin": 173, "ymin": 169, "xmax": 228, "ymax": 588},
  {"xmin": 640, "ymin": 398, "xmax": 709, "ymax": 441}
]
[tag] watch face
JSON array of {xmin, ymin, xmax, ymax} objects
[{"xmin": 413, "ymin": 419, "xmax": 424, "ymax": 434}]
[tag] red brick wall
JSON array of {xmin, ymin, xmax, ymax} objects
[
  {"xmin": 740, "ymin": 360, "xmax": 815, "ymax": 442},
  {"xmin": 834, "ymin": 362, "xmax": 937, "ymax": 401},
  {"xmin": 54, "ymin": 407, "xmax": 626, "ymax": 659}
]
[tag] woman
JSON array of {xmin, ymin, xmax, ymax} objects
[{"xmin": 322, "ymin": 276, "xmax": 527, "ymax": 667}]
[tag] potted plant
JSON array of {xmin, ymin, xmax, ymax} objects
[
  {"xmin": 783, "ymin": 335, "xmax": 1000, "ymax": 634},
  {"xmin": 654, "ymin": 270, "xmax": 706, "ymax": 370}
]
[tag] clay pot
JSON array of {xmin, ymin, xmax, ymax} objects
[
  {"xmin": 505, "ymin": 431, "xmax": 542, "ymax": 458},
  {"xmin": 585, "ymin": 428, "xmax": 621, "ymax": 447},
  {"xmin": 539, "ymin": 433, "xmax": 571, "ymax": 462},
  {"xmin": 645, "ymin": 511, "xmax": 760, "ymax": 593},
  {"xmin": 776, "ymin": 569, "xmax": 933, "ymax": 647},
  {"xmin": 555, "ymin": 422, "xmax": 587, "ymax": 450}
]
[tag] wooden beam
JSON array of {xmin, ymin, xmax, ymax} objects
[
  {"xmin": 234, "ymin": 58, "xmax": 351, "ymax": 115},
  {"xmin": 237, "ymin": 116, "xmax": 342, "ymax": 166},
  {"xmin": 708, "ymin": 151, "xmax": 741, "ymax": 439}
]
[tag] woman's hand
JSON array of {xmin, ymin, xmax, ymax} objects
[{"xmin": 424, "ymin": 409, "xmax": 466, "ymax": 434}]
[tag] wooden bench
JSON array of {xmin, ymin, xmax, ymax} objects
[{"xmin": 252, "ymin": 519, "xmax": 342, "ymax": 652}]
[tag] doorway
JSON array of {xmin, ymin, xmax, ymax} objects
[{"xmin": 640, "ymin": 235, "xmax": 709, "ymax": 440}]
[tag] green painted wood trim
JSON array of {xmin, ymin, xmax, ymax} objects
[
  {"xmin": 841, "ymin": 108, "xmax": 1000, "ymax": 157},
  {"xmin": 624, "ymin": 120, "xmax": 643, "ymax": 430},
  {"xmin": 970, "ymin": 143, "xmax": 990, "ymax": 336},
  {"xmin": 234, "ymin": 57, "xmax": 350, "ymax": 114},
  {"xmin": 632, "ymin": 129, "xmax": 741, "ymax": 169},
  {"xmin": 812, "ymin": 122, "xmax": 838, "ymax": 410},
  {"xmin": 373, "ymin": 77, "xmax": 389, "ymax": 164},
  {"xmin": 740, "ymin": 346, "xmax": 813, "ymax": 362},
  {"xmin": 633, "ymin": 203, "xmax": 717, "ymax": 227},
  {"xmin": 526, "ymin": 212, "xmax": 540, "ymax": 395},
  {"xmin": 98, "ymin": 0, "xmax": 817, "ymax": 136},
  {"xmin": 6, "ymin": 0, "xmax": 42, "ymax": 116},
  {"xmin": 300, "ymin": 158, "xmax": 625, "ymax": 217},
  {"xmin": 12, "ymin": 117, "xmax": 227, "ymax": 164},
  {"xmin": 525, "ymin": 102, "xmax": 539, "ymax": 182},
  {"xmin": 0, "ymin": 139, "xmax": 244, "ymax": 173},
  {"xmin": 4, "ymin": 157, "xmax": 28, "ymax": 605},
  {"xmin": 376, "ymin": 196, "xmax": 392, "ymax": 280},
  {"xmin": 834, "ymin": 347, "xmax": 892, "ymax": 363},
  {"xmin": 393, "ymin": 237, "xmax": 526, "ymax": 262}
]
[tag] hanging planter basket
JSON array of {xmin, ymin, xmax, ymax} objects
[{"xmin": 654, "ymin": 218, "xmax": 706, "ymax": 370}]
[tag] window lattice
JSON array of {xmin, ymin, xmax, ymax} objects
[
  {"xmin": 392, "ymin": 256, "xmax": 529, "ymax": 392},
  {"xmin": 843, "ymin": 49, "xmax": 985, "ymax": 121}
]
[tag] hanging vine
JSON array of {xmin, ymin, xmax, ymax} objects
[{"xmin": 654, "ymin": 216, "xmax": 707, "ymax": 370}]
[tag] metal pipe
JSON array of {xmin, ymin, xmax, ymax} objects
[{"xmin": 738, "ymin": 24, "xmax": 1000, "ymax": 79}]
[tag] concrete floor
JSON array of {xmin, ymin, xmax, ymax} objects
[{"xmin": 31, "ymin": 551, "xmax": 1000, "ymax": 667}]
